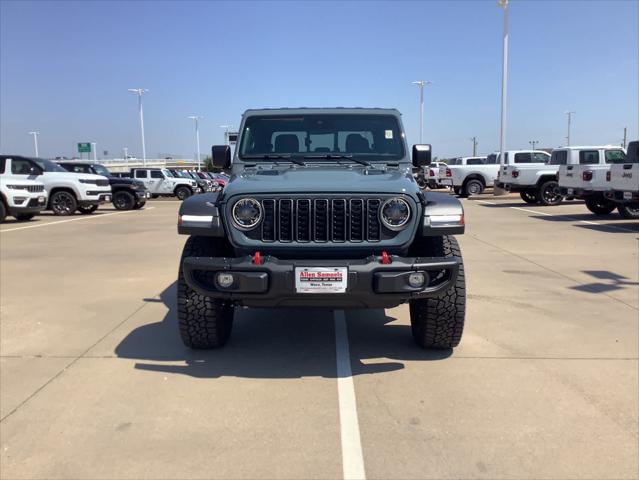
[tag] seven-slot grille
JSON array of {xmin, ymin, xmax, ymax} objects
[
  {"xmin": 25, "ymin": 185, "xmax": 45, "ymax": 192},
  {"xmin": 255, "ymin": 197, "xmax": 389, "ymax": 243},
  {"xmin": 96, "ymin": 179, "xmax": 109, "ymax": 187}
]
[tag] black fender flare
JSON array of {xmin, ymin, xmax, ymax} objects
[
  {"xmin": 417, "ymin": 191, "xmax": 465, "ymax": 237},
  {"xmin": 177, "ymin": 192, "xmax": 226, "ymax": 236}
]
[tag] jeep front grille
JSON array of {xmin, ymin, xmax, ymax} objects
[
  {"xmin": 257, "ymin": 197, "xmax": 384, "ymax": 243},
  {"xmin": 96, "ymin": 179, "xmax": 109, "ymax": 187}
]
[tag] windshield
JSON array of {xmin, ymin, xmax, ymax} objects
[
  {"xmin": 34, "ymin": 158, "xmax": 67, "ymax": 172},
  {"xmin": 162, "ymin": 169, "xmax": 173, "ymax": 178},
  {"xmin": 172, "ymin": 170, "xmax": 190, "ymax": 179},
  {"xmin": 238, "ymin": 114, "xmax": 405, "ymax": 160},
  {"xmin": 92, "ymin": 164, "xmax": 111, "ymax": 176}
]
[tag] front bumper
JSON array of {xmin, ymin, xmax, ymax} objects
[
  {"xmin": 182, "ymin": 253, "xmax": 460, "ymax": 309},
  {"xmin": 8, "ymin": 196, "xmax": 47, "ymax": 215},
  {"xmin": 80, "ymin": 191, "xmax": 112, "ymax": 206}
]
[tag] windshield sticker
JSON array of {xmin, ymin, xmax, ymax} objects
[{"xmin": 385, "ymin": 130, "xmax": 393, "ymax": 139}]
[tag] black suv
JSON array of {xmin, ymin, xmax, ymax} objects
[{"xmin": 58, "ymin": 162, "xmax": 149, "ymax": 210}]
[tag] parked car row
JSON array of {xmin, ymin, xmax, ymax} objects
[
  {"xmin": 420, "ymin": 143, "xmax": 638, "ymax": 219},
  {"xmin": 0, "ymin": 155, "xmax": 230, "ymax": 223}
]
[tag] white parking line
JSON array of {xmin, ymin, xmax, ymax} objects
[
  {"xmin": 0, "ymin": 207, "xmax": 155, "ymax": 233},
  {"xmin": 510, "ymin": 206, "xmax": 553, "ymax": 216},
  {"xmin": 334, "ymin": 310, "xmax": 366, "ymax": 480},
  {"xmin": 475, "ymin": 200, "xmax": 497, "ymax": 205}
]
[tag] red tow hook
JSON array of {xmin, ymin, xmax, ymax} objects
[
  {"xmin": 381, "ymin": 251, "xmax": 391, "ymax": 265},
  {"xmin": 252, "ymin": 251, "xmax": 261, "ymax": 265}
]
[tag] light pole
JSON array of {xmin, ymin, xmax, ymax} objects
[
  {"xmin": 471, "ymin": 136, "xmax": 478, "ymax": 156},
  {"xmin": 28, "ymin": 131, "xmax": 40, "ymax": 157},
  {"xmin": 188, "ymin": 115, "xmax": 203, "ymax": 170},
  {"xmin": 91, "ymin": 142, "xmax": 97, "ymax": 161},
  {"xmin": 411, "ymin": 80, "xmax": 432, "ymax": 144},
  {"xmin": 529, "ymin": 140, "xmax": 539, "ymax": 150},
  {"xmin": 128, "ymin": 88, "xmax": 148, "ymax": 166},
  {"xmin": 123, "ymin": 147, "xmax": 129, "ymax": 164},
  {"xmin": 219, "ymin": 125, "xmax": 233, "ymax": 145},
  {"xmin": 565, "ymin": 111, "xmax": 575, "ymax": 146},
  {"xmin": 497, "ymin": 0, "xmax": 509, "ymax": 166}
]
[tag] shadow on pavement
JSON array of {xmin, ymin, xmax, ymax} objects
[
  {"xmin": 569, "ymin": 270, "xmax": 639, "ymax": 294},
  {"xmin": 115, "ymin": 282, "xmax": 451, "ymax": 379},
  {"xmin": 575, "ymin": 223, "xmax": 639, "ymax": 234}
]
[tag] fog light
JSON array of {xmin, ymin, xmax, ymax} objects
[
  {"xmin": 408, "ymin": 272, "xmax": 426, "ymax": 288},
  {"xmin": 216, "ymin": 272, "xmax": 235, "ymax": 288}
]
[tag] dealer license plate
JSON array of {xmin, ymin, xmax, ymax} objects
[
  {"xmin": 567, "ymin": 188, "xmax": 574, "ymax": 195},
  {"xmin": 105, "ymin": 195, "xmax": 112, "ymax": 202},
  {"xmin": 295, "ymin": 267, "xmax": 348, "ymax": 294}
]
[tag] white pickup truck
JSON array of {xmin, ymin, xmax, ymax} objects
[
  {"xmin": 0, "ymin": 156, "xmax": 48, "ymax": 222},
  {"xmin": 556, "ymin": 146, "xmax": 627, "ymax": 214},
  {"xmin": 0, "ymin": 155, "xmax": 112, "ymax": 215},
  {"xmin": 439, "ymin": 156, "xmax": 494, "ymax": 196},
  {"xmin": 494, "ymin": 150, "xmax": 557, "ymax": 205},
  {"xmin": 604, "ymin": 140, "xmax": 639, "ymax": 219},
  {"xmin": 131, "ymin": 168, "xmax": 197, "ymax": 200}
]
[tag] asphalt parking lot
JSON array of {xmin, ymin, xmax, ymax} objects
[{"xmin": 1, "ymin": 195, "xmax": 637, "ymax": 480}]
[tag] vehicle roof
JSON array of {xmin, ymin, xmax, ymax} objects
[
  {"xmin": 242, "ymin": 107, "xmax": 401, "ymax": 116},
  {"xmin": 553, "ymin": 145, "xmax": 623, "ymax": 150}
]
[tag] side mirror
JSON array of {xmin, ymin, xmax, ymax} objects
[
  {"xmin": 29, "ymin": 166, "xmax": 43, "ymax": 176},
  {"xmin": 412, "ymin": 144, "xmax": 432, "ymax": 167},
  {"xmin": 212, "ymin": 145, "xmax": 231, "ymax": 169}
]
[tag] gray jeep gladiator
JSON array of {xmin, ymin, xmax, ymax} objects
[{"xmin": 177, "ymin": 108, "xmax": 466, "ymax": 349}]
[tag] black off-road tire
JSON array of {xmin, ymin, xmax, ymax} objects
[
  {"xmin": 151, "ymin": 194, "xmax": 159, "ymax": 199},
  {"xmin": 409, "ymin": 236, "xmax": 466, "ymax": 349},
  {"xmin": 133, "ymin": 201, "xmax": 145, "ymax": 210},
  {"xmin": 585, "ymin": 196, "xmax": 616, "ymax": 215},
  {"xmin": 0, "ymin": 201, "xmax": 7, "ymax": 223},
  {"xmin": 175, "ymin": 186, "xmax": 192, "ymax": 201},
  {"xmin": 77, "ymin": 205, "xmax": 98, "ymax": 214},
  {"xmin": 453, "ymin": 186, "xmax": 461, "ymax": 196},
  {"xmin": 538, "ymin": 180, "xmax": 563, "ymax": 206},
  {"xmin": 177, "ymin": 236, "xmax": 234, "ymax": 349},
  {"xmin": 113, "ymin": 191, "xmax": 136, "ymax": 210},
  {"xmin": 15, "ymin": 213, "xmax": 35, "ymax": 221},
  {"xmin": 50, "ymin": 191, "xmax": 77, "ymax": 216},
  {"xmin": 520, "ymin": 191, "xmax": 539, "ymax": 204},
  {"xmin": 463, "ymin": 178, "xmax": 484, "ymax": 197},
  {"xmin": 618, "ymin": 204, "xmax": 639, "ymax": 219}
]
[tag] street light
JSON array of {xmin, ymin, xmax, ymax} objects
[
  {"xmin": 219, "ymin": 125, "xmax": 234, "ymax": 145},
  {"xmin": 128, "ymin": 88, "xmax": 148, "ymax": 166},
  {"xmin": 91, "ymin": 142, "xmax": 97, "ymax": 162},
  {"xmin": 188, "ymin": 115, "xmax": 203, "ymax": 170},
  {"xmin": 411, "ymin": 80, "xmax": 432, "ymax": 144},
  {"xmin": 529, "ymin": 140, "xmax": 539, "ymax": 150},
  {"xmin": 123, "ymin": 147, "xmax": 129, "ymax": 164},
  {"xmin": 565, "ymin": 111, "xmax": 576, "ymax": 146},
  {"xmin": 28, "ymin": 131, "xmax": 40, "ymax": 157},
  {"xmin": 497, "ymin": 0, "xmax": 509, "ymax": 166}
]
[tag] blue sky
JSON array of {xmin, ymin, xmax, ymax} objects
[{"xmin": 1, "ymin": 0, "xmax": 637, "ymax": 159}]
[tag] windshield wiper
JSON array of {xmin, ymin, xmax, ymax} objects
[
  {"xmin": 242, "ymin": 154, "xmax": 306, "ymax": 166},
  {"xmin": 302, "ymin": 154, "xmax": 371, "ymax": 167}
]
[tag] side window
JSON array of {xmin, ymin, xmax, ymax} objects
[
  {"xmin": 467, "ymin": 158, "xmax": 484, "ymax": 165},
  {"xmin": 135, "ymin": 170, "xmax": 147, "ymax": 179},
  {"xmin": 11, "ymin": 158, "xmax": 36, "ymax": 175},
  {"xmin": 0, "ymin": 158, "xmax": 5, "ymax": 174},
  {"xmin": 150, "ymin": 170, "xmax": 163, "ymax": 179},
  {"xmin": 533, "ymin": 152, "xmax": 549, "ymax": 163},
  {"xmin": 550, "ymin": 151, "xmax": 567, "ymax": 165},
  {"xmin": 514, "ymin": 153, "xmax": 532, "ymax": 163},
  {"xmin": 579, "ymin": 150, "xmax": 599, "ymax": 164},
  {"xmin": 604, "ymin": 150, "xmax": 626, "ymax": 164}
]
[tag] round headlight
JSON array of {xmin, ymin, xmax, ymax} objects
[
  {"xmin": 232, "ymin": 198, "xmax": 262, "ymax": 230},
  {"xmin": 380, "ymin": 197, "xmax": 411, "ymax": 231}
]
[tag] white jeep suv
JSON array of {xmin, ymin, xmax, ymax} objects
[
  {"xmin": 0, "ymin": 156, "xmax": 112, "ymax": 215},
  {"xmin": 0, "ymin": 157, "xmax": 48, "ymax": 222}
]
